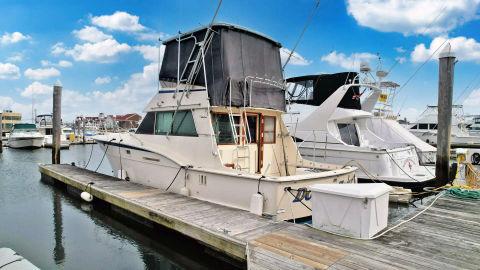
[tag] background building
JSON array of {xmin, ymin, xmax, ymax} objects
[{"xmin": 1, "ymin": 110, "xmax": 22, "ymax": 134}]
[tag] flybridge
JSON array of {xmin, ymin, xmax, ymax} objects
[
  {"xmin": 159, "ymin": 23, "xmax": 286, "ymax": 111},
  {"xmin": 287, "ymin": 72, "xmax": 362, "ymax": 109}
]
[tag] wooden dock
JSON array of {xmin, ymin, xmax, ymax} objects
[{"xmin": 39, "ymin": 164, "xmax": 480, "ymax": 270}]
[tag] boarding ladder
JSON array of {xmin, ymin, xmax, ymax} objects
[{"xmin": 227, "ymin": 79, "xmax": 252, "ymax": 172}]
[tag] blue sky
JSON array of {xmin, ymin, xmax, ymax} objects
[{"xmin": 1, "ymin": 0, "xmax": 480, "ymax": 121}]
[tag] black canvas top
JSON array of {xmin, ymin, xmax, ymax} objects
[
  {"xmin": 287, "ymin": 72, "xmax": 361, "ymax": 110},
  {"xmin": 159, "ymin": 23, "xmax": 286, "ymax": 111}
]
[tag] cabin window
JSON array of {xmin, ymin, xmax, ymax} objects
[
  {"xmin": 410, "ymin": 124, "xmax": 418, "ymax": 129},
  {"xmin": 287, "ymin": 80, "xmax": 314, "ymax": 101},
  {"xmin": 136, "ymin": 112, "xmax": 155, "ymax": 134},
  {"xmin": 418, "ymin": 123, "xmax": 428, "ymax": 130},
  {"xmin": 246, "ymin": 115, "xmax": 258, "ymax": 143},
  {"xmin": 429, "ymin": 124, "xmax": 437, "ymax": 130},
  {"xmin": 154, "ymin": 110, "xmax": 197, "ymax": 136},
  {"xmin": 337, "ymin": 123, "xmax": 360, "ymax": 146},
  {"xmin": 263, "ymin": 116, "xmax": 276, "ymax": 144},
  {"xmin": 212, "ymin": 114, "xmax": 240, "ymax": 144}
]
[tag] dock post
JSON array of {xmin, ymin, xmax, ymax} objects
[
  {"xmin": 52, "ymin": 83, "xmax": 62, "ymax": 164},
  {"xmin": 0, "ymin": 111, "xmax": 3, "ymax": 153},
  {"xmin": 435, "ymin": 43, "xmax": 455, "ymax": 183},
  {"xmin": 82, "ymin": 118, "xmax": 86, "ymax": 144}
]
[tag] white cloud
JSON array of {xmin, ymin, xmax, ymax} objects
[
  {"xmin": 92, "ymin": 63, "xmax": 158, "ymax": 113},
  {"xmin": 21, "ymin": 81, "xmax": 52, "ymax": 97},
  {"xmin": 0, "ymin": 96, "xmax": 32, "ymax": 120},
  {"xmin": 133, "ymin": 45, "xmax": 164, "ymax": 62},
  {"xmin": 321, "ymin": 51, "xmax": 377, "ymax": 70},
  {"xmin": 1, "ymin": 32, "xmax": 30, "ymax": 45},
  {"xmin": 411, "ymin": 36, "xmax": 480, "ymax": 63},
  {"xmin": 58, "ymin": 60, "xmax": 73, "ymax": 67},
  {"xmin": 395, "ymin": 47, "xmax": 406, "ymax": 53},
  {"xmin": 280, "ymin": 48, "xmax": 311, "ymax": 66},
  {"xmin": 41, "ymin": 60, "xmax": 73, "ymax": 68},
  {"xmin": 24, "ymin": 67, "xmax": 60, "ymax": 80},
  {"xmin": 51, "ymin": 42, "xmax": 67, "ymax": 56},
  {"xmin": 463, "ymin": 88, "xmax": 480, "ymax": 107},
  {"xmin": 395, "ymin": 56, "xmax": 407, "ymax": 64},
  {"xmin": 94, "ymin": 76, "xmax": 111, "ymax": 85},
  {"xmin": 73, "ymin": 26, "xmax": 112, "ymax": 42},
  {"xmin": 6, "ymin": 52, "xmax": 24, "ymax": 62},
  {"xmin": 64, "ymin": 39, "xmax": 131, "ymax": 63},
  {"xmin": 135, "ymin": 31, "xmax": 168, "ymax": 41},
  {"xmin": 0, "ymin": 63, "xmax": 20, "ymax": 79},
  {"xmin": 400, "ymin": 107, "xmax": 421, "ymax": 122},
  {"xmin": 91, "ymin": 11, "xmax": 146, "ymax": 32},
  {"xmin": 2, "ymin": 62, "xmax": 158, "ymax": 121},
  {"xmin": 347, "ymin": 0, "xmax": 480, "ymax": 36}
]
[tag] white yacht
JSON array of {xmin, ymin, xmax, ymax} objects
[
  {"xmin": 36, "ymin": 114, "xmax": 71, "ymax": 148},
  {"xmin": 409, "ymin": 105, "xmax": 480, "ymax": 148},
  {"xmin": 466, "ymin": 115, "xmax": 480, "ymax": 136},
  {"xmin": 365, "ymin": 81, "xmax": 437, "ymax": 165},
  {"xmin": 7, "ymin": 123, "xmax": 44, "ymax": 149},
  {"xmin": 284, "ymin": 73, "xmax": 436, "ymax": 190},
  {"xmin": 95, "ymin": 23, "xmax": 357, "ymax": 221}
]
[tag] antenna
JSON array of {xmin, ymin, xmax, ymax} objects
[{"xmin": 282, "ymin": 0, "xmax": 321, "ymax": 70}]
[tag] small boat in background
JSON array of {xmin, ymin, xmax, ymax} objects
[
  {"xmin": 36, "ymin": 114, "xmax": 70, "ymax": 148},
  {"xmin": 7, "ymin": 123, "xmax": 44, "ymax": 149},
  {"xmin": 409, "ymin": 105, "xmax": 480, "ymax": 148}
]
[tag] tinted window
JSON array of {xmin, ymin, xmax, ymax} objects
[
  {"xmin": 155, "ymin": 110, "xmax": 197, "ymax": 136},
  {"xmin": 410, "ymin": 124, "xmax": 418, "ymax": 129},
  {"xmin": 429, "ymin": 124, "xmax": 437, "ymax": 130},
  {"xmin": 246, "ymin": 115, "xmax": 258, "ymax": 143},
  {"xmin": 418, "ymin": 123, "xmax": 428, "ymax": 129},
  {"xmin": 338, "ymin": 123, "xmax": 360, "ymax": 146},
  {"xmin": 136, "ymin": 112, "xmax": 155, "ymax": 134},
  {"xmin": 212, "ymin": 114, "xmax": 240, "ymax": 144}
]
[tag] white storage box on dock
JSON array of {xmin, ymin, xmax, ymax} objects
[{"xmin": 310, "ymin": 183, "xmax": 392, "ymax": 239}]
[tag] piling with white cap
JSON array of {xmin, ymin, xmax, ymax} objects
[{"xmin": 435, "ymin": 43, "xmax": 456, "ymax": 183}]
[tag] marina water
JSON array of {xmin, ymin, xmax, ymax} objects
[{"xmin": 0, "ymin": 145, "xmax": 241, "ymax": 270}]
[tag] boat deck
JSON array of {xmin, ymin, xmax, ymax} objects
[{"xmin": 39, "ymin": 164, "xmax": 480, "ymax": 270}]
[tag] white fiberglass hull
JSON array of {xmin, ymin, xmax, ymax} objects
[
  {"xmin": 97, "ymin": 139, "xmax": 356, "ymax": 221},
  {"xmin": 298, "ymin": 144, "xmax": 435, "ymax": 189},
  {"xmin": 411, "ymin": 130, "xmax": 480, "ymax": 148},
  {"xmin": 43, "ymin": 134, "xmax": 70, "ymax": 148},
  {"xmin": 8, "ymin": 137, "xmax": 44, "ymax": 149}
]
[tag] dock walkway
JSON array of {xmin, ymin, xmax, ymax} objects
[{"xmin": 39, "ymin": 164, "xmax": 480, "ymax": 270}]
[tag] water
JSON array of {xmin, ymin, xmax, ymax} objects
[{"xmin": 0, "ymin": 145, "xmax": 241, "ymax": 270}]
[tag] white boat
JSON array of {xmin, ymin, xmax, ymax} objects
[
  {"xmin": 95, "ymin": 23, "xmax": 357, "ymax": 221},
  {"xmin": 409, "ymin": 105, "xmax": 480, "ymax": 148},
  {"xmin": 36, "ymin": 114, "xmax": 71, "ymax": 148},
  {"xmin": 284, "ymin": 72, "xmax": 436, "ymax": 190},
  {"xmin": 466, "ymin": 115, "xmax": 480, "ymax": 136},
  {"xmin": 7, "ymin": 123, "xmax": 44, "ymax": 149},
  {"xmin": 365, "ymin": 81, "xmax": 437, "ymax": 165}
]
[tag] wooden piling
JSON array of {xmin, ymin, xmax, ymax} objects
[
  {"xmin": 52, "ymin": 84, "xmax": 62, "ymax": 164},
  {"xmin": 435, "ymin": 43, "xmax": 455, "ymax": 183}
]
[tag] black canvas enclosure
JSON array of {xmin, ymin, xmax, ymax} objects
[
  {"xmin": 287, "ymin": 72, "xmax": 361, "ymax": 110},
  {"xmin": 159, "ymin": 23, "xmax": 286, "ymax": 111}
]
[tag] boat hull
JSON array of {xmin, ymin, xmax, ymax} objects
[
  {"xmin": 97, "ymin": 140, "xmax": 357, "ymax": 221},
  {"xmin": 298, "ymin": 145, "xmax": 435, "ymax": 189},
  {"xmin": 8, "ymin": 137, "xmax": 44, "ymax": 149}
]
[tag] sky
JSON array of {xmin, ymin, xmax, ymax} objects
[{"xmin": 1, "ymin": 0, "xmax": 480, "ymax": 122}]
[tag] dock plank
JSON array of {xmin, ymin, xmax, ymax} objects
[{"xmin": 39, "ymin": 164, "xmax": 480, "ymax": 270}]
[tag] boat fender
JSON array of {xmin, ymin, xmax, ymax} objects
[
  {"xmin": 180, "ymin": 187, "xmax": 190, "ymax": 196},
  {"xmin": 81, "ymin": 191, "xmax": 93, "ymax": 202},
  {"xmin": 249, "ymin": 193, "xmax": 264, "ymax": 216}
]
